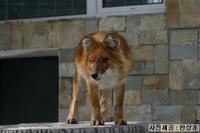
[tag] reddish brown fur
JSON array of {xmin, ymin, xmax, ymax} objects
[{"xmin": 67, "ymin": 32, "xmax": 133, "ymax": 125}]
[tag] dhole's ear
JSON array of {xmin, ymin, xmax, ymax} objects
[
  {"xmin": 82, "ymin": 37, "xmax": 93, "ymax": 50},
  {"xmin": 105, "ymin": 34, "xmax": 118, "ymax": 48}
]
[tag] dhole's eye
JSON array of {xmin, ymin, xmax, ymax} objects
[
  {"xmin": 88, "ymin": 59, "xmax": 93, "ymax": 64},
  {"xmin": 102, "ymin": 58, "xmax": 109, "ymax": 63}
]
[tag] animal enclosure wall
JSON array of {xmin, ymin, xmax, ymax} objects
[{"xmin": 0, "ymin": 0, "xmax": 199, "ymax": 124}]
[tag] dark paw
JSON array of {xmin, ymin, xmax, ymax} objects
[
  {"xmin": 67, "ymin": 118, "xmax": 78, "ymax": 124},
  {"xmin": 91, "ymin": 120, "xmax": 104, "ymax": 126},
  {"xmin": 115, "ymin": 119, "xmax": 127, "ymax": 125}
]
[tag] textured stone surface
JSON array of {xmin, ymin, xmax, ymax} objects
[
  {"xmin": 181, "ymin": 106, "xmax": 196, "ymax": 124},
  {"xmin": 59, "ymin": 63, "xmax": 74, "ymax": 78},
  {"xmin": 59, "ymin": 96, "xmax": 87, "ymax": 121},
  {"xmin": 169, "ymin": 61, "xmax": 183, "ymax": 90},
  {"xmin": 155, "ymin": 45, "xmax": 168, "ymax": 74},
  {"xmin": 199, "ymin": 92, "xmax": 200, "ymax": 104},
  {"xmin": 23, "ymin": 22, "xmax": 50, "ymax": 49},
  {"xmin": 125, "ymin": 76, "xmax": 142, "ymax": 90},
  {"xmin": 0, "ymin": 23, "xmax": 11, "ymax": 50},
  {"xmin": 152, "ymin": 106, "xmax": 181, "ymax": 121},
  {"xmin": 196, "ymin": 106, "xmax": 200, "ymax": 121},
  {"xmin": 170, "ymin": 44, "xmax": 198, "ymax": 59},
  {"xmin": 59, "ymin": 78, "xmax": 72, "ymax": 108},
  {"xmin": 139, "ymin": 14, "xmax": 166, "ymax": 30},
  {"xmin": 99, "ymin": 17, "xmax": 125, "ymax": 32},
  {"xmin": 183, "ymin": 60, "xmax": 200, "ymax": 89},
  {"xmin": 166, "ymin": 0, "xmax": 200, "ymax": 28},
  {"xmin": 48, "ymin": 20, "xmax": 85, "ymax": 48},
  {"xmin": 125, "ymin": 105, "xmax": 152, "ymax": 121},
  {"xmin": 143, "ymin": 89, "xmax": 168, "ymax": 105},
  {"xmin": 123, "ymin": 15, "xmax": 140, "ymax": 45},
  {"xmin": 169, "ymin": 90, "xmax": 199, "ymax": 105},
  {"xmin": 143, "ymin": 76, "xmax": 169, "ymax": 90},
  {"xmin": 130, "ymin": 45, "xmax": 154, "ymax": 60},
  {"xmin": 11, "ymin": 23, "xmax": 23, "ymax": 49},
  {"xmin": 138, "ymin": 30, "xmax": 167, "ymax": 45},
  {"xmin": 85, "ymin": 19, "xmax": 98, "ymax": 34},
  {"xmin": 170, "ymin": 29, "xmax": 198, "ymax": 45},
  {"xmin": 59, "ymin": 48, "xmax": 75, "ymax": 63},
  {"xmin": 131, "ymin": 60, "xmax": 154, "ymax": 74},
  {"xmin": 159, "ymin": 120, "xmax": 181, "ymax": 124},
  {"xmin": 0, "ymin": 122, "xmax": 147, "ymax": 133},
  {"xmin": 124, "ymin": 90, "xmax": 141, "ymax": 106}
]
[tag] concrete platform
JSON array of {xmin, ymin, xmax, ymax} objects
[{"xmin": 0, "ymin": 122, "xmax": 147, "ymax": 133}]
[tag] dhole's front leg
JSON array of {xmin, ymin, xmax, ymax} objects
[
  {"xmin": 67, "ymin": 70, "xmax": 79, "ymax": 124},
  {"xmin": 87, "ymin": 82, "xmax": 104, "ymax": 125},
  {"xmin": 115, "ymin": 84, "xmax": 127, "ymax": 125}
]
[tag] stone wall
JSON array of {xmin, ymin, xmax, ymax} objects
[{"xmin": 0, "ymin": 0, "xmax": 200, "ymax": 124}]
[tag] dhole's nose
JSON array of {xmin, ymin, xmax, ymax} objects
[{"xmin": 91, "ymin": 73, "xmax": 99, "ymax": 80}]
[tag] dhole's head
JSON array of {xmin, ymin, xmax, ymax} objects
[{"xmin": 80, "ymin": 33, "xmax": 126, "ymax": 88}]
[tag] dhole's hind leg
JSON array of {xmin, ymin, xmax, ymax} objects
[
  {"xmin": 114, "ymin": 84, "xmax": 127, "ymax": 125},
  {"xmin": 87, "ymin": 83, "xmax": 104, "ymax": 125},
  {"xmin": 67, "ymin": 70, "xmax": 80, "ymax": 124}
]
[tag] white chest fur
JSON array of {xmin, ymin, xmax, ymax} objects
[{"xmin": 94, "ymin": 69, "xmax": 125, "ymax": 89}]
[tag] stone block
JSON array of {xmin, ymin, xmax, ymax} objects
[
  {"xmin": 170, "ymin": 44, "xmax": 198, "ymax": 60},
  {"xmin": 199, "ymin": 45, "xmax": 200, "ymax": 59},
  {"xmin": 124, "ymin": 90, "xmax": 142, "ymax": 106},
  {"xmin": 166, "ymin": 0, "xmax": 180, "ymax": 28},
  {"xmin": 170, "ymin": 29, "xmax": 198, "ymax": 45},
  {"xmin": 59, "ymin": 78, "xmax": 72, "ymax": 108},
  {"xmin": 130, "ymin": 45, "xmax": 154, "ymax": 61},
  {"xmin": 59, "ymin": 108, "xmax": 67, "ymax": 122},
  {"xmin": 169, "ymin": 61, "xmax": 183, "ymax": 90},
  {"xmin": 59, "ymin": 48, "xmax": 75, "ymax": 63},
  {"xmin": 99, "ymin": 17, "xmax": 125, "ymax": 32},
  {"xmin": 181, "ymin": 106, "xmax": 196, "ymax": 124},
  {"xmin": 166, "ymin": 0, "xmax": 200, "ymax": 28},
  {"xmin": 199, "ymin": 92, "xmax": 200, "ymax": 104},
  {"xmin": 59, "ymin": 63, "xmax": 74, "ymax": 78},
  {"xmin": 138, "ymin": 31, "xmax": 154, "ymax": 45},
  {"xmin": 123, "ymin": 15, "xmax": 140, "ymax": 45},
  {"xmin": 131, "ymin": 60, "xmax": 154, "ymax": 75},
  {"xmin": 138, "ymin": 30, "xmax": 167, "ymax": 45},
  {"xmin": 124, "ymin": 105, "xmax": 152, "ymax": 121},
  {"xmin": 23, "ymin": 22, "xmax": 50, "ymax": 49},
  {"xmin": 77, "ymin": 106, "xmax": 90, "ymax": 121},
  {"xmin": 139, "ymin": 14, "xmax": 166, "ymax": 30},
  {"xmin": 59, "ymin": 107, "xmax": 90, "ymax": 122},
  {"xmin": 152, "ymin": 105, "xmax": 181, "ymax": 121},
  {"xmin": 0, "ymin": 23, "xmax": 11, "ymax": 50},
  {"xmin": 169, "ymin": 90, "xmax": 199, "ymax": 105},
  {"xmin": 85, "ymin": 19, "xmax": 98, "ymax": 34},
  {"xmin": 195, "ymin": 106, "xmax": 200, "ymax": 121},
  {"xmin": 178, "ymin": 0, "xmax": 200, "ymax": 28},
  {"xmin": 159, "ymin": 120, "xmax": 181, "ymax": 124},
  {"xmin": 183, "ymin": 60, "xmax": 200, "ymax": 89},
  {"xmin": 143, "ymin": 76, "xmax": 169, "ymax": 90},
  {"xmin": 48, "ymin": 20, "xmax": 85, "ymax": 48},
  {"xmin": 11, "ymin": 23, "xmax": 23, "ymax": 49},
  {"xmin": 143, "ymin": 89, "xmax": 169, "ymax": 105},
  {"xmin": 125, "ymin": 76, "xmax": 142, "ymax": 90},
  {"xmin": 155, "ymin": 45, "xmax": 169, "ymax": 74}
]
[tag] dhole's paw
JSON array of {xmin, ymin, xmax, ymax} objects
[
  {"xmin": 115, "ymin": 119, "xmax": 127, "ymax": 125},
  {"xmin": 67, "ymin": 118, "xmax": 78, "ymax": 124},
  {"xmin": 91, "ymin": 120, "xmax": 104, "ymax": 126}
]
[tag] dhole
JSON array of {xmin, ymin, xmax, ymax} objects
[{"xmin": 67, "ymin": 32, "xmax": 133, "ymax": 125}]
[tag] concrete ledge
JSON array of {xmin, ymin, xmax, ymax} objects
[
  {"xmin": 0, "ymin": 48, "xmax": 58, "ymax": 59},
  {"xmin": 0, "ymin": 122, "xmax": 147, "ymax": 133}
]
